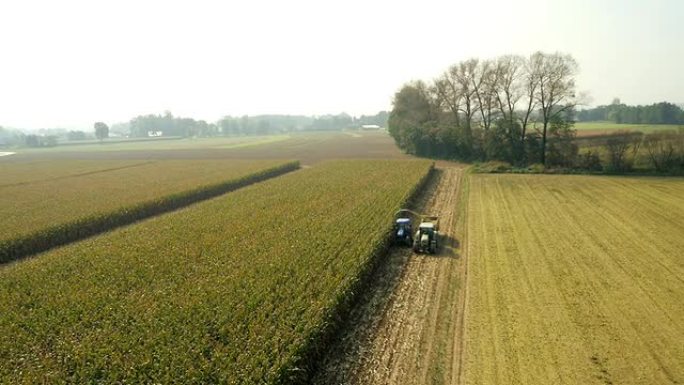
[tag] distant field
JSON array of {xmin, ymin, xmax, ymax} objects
[
  {"xmin": 0, "ymin": 159, "xmax": 296, "ymax": 262},
  {"xmin": 6, "ymin": 131, "xmax": 407, "ymax": 165},
  {"xmin": 574, "ymin": 121, "xmax": 682, "ymax": 136},
  {"xmin": 0, "ymin": 159, "xmax": 151, "ymax": 186},
  {"xmin": 464, "ymin": 174, "xmax": 684, "ymax": 384},
  {"xmin": 0, "ymin": 159, "xmax": 432, "ymax": 383},
  {"xmin": 18, "ymin": 135, "xmax": 291, "ymax": 153}
]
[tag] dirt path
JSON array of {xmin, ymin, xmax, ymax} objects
[{"xmin": 313, "ymin": 164, "xmax": 468, "ymax": 385}]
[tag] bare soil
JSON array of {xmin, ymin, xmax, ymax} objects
[{"xmin": 313, "ymin": 163, "xmax": 468, "ymax": 385}]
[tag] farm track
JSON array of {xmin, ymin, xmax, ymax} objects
[{"xmin": 313, "ymin": 163, "xmax": 467, "ymax": 385}]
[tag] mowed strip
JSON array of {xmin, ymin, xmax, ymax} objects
[
  {"xmin": 0, "ymin": 159, "xmax": 432, "ymax": 384},
  {"xmin": 0, "ymin": 159, "xmax": 297, "ymax": 262},
  {"xmin": 464, "ymin": 174, "xmax": 684, "ymax": 384}
]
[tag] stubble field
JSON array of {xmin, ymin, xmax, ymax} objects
[{"xmin": 464, "ymin": 174, "xmax": 684, "ymax": 384}]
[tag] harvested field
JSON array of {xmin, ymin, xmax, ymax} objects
[
  {"xmin": 464, "ymin": 174, "xmax": 684, "ymax": 384},
  {"xmin": 0, "ymin": 159, "xmax": 297, "ymax": 263},
  {"xmin": 0, "ymin": 159, "xmax": 432, "ymax": 384}
]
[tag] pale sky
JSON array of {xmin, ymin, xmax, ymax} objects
[{"xmin": 1, "ymin": 0, "xmax": 682, "ymax": 130}]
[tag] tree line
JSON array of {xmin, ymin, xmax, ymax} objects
[
  {"xmin": 127, "ymin": 111, "xmax": 387, "ymax": 137},
  {"xmin": 388, "ymin": 52, "xmax": 581, "ymax": 166},
  {"xmin": 1, "ymin": 111, "xmax": 389, "ymax": 147},
  {"xmin": 217, "ymin": 112, "xmax": 388, "ymax": 136},
  {"xmin": 124, "ymin": 111, "xmax": 387, "ymax": 138},
  {"xmin": 577, "ymin": 100, "xmax": 684, "ymax": 124},
  {"xmin": 129, "ymin": 112, "xmax": 217, "ymax": 137}
]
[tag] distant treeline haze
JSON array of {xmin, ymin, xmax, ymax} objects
[
  {"xmin": 0, "ymin": 112, "xmax": 388, "ymax": 147},
  {"xmin": 126, "ymin": 111, "xmax": 389, "ymax": 138},
  {"xmin": 577, "ymin": 100, "xmax": 684, "ymax": 124}
]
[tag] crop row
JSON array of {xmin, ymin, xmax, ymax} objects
[
  {"xmin": 0, "ymin": 160, "xmax": 299, "ymax": 263},
  {"xmin": 0, "ymin": 159, "xmax": 433, "ymax": 384},
  {"xmin": 464, "ymin": 174, "xmax": 684, "ymax": 384}
]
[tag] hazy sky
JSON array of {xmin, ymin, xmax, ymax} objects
[{"xmin": 1, "ymin": 0, "xmax": 682, "ymax": 130}]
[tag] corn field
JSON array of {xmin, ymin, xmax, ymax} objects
[
  {"xmin": 0, "ymin": 159, "xmax": 298, "ymax": 263},
  {"xmin": 0, "ymin": 159, "xmax": 432, "ymax": 384}
]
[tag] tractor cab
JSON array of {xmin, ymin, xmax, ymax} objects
[
  {"xmin": 395, "ymin": 218, "xmax": 412, "ymax": 233},
  {"xmin": 393, "ymin": 218, "xmax": 413, "ymax": 246},
  {"xmin": 418, "ymin": 222, "xmax": 435, "ymax": 235},
  {"xmin": 413, "ymin": 221, "xmax": 439, "ymax": 254}
]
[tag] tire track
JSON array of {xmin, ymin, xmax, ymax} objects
[
  {"xmin": 313, "ymin": 164, "xmax": 466, "ymax": 385},
  {"xmin": 416, "ymin": 166, "xmax": 461, "ymax": 384}
]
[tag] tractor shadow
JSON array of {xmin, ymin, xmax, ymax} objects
[
  {"xmin": 400, "ymin": 233, "xmax": 460, "ymax": 259},
  {"xmin": 435, "ymin": 233, "xmax": 461, "ymax": 259}
]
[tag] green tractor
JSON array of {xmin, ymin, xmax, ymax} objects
[{"xmin": 413, "ymin": 216, "xmax": 440, "ymax": 254}]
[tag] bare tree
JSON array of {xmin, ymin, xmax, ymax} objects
[
  {"xmin": 643, "ymin": 131, "xmax": 678, "ymax": 171},
  {"xmin": 433, "ymin": 59, "xmax": 480, "ymax": 146},
  {"xmin": 433, "ymin": 73, "xmax": 461, "ymax": 127},
  {"xmin": 520, "ymin": 55, "xmax": 541, "ymax": 143},
  {"xmin": 605, "ymin": 131, "xmax": 635, "ymax": 172},
  {"xmin": 532, "ymin": 52, "xmax": 578, "ymax": 165},
  {"xmin": 452, "ymin": 59, "xmax": 480, "ymax": 141},
  {"xmin": 471, "ymin": 59, "xmax": 500, "ymax": 132},
  {"xmin": 492, "ymin": 55, "xmax": 522, "ymax": 125}
]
